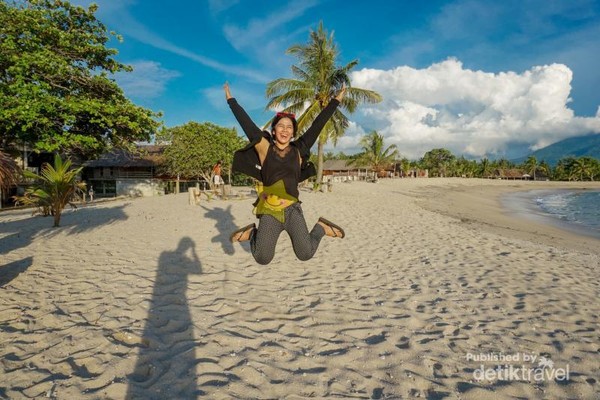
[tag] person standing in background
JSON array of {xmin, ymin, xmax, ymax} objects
[{"xmin": 212, "ymin": 160, "xmax": 224, "ymax": 187}]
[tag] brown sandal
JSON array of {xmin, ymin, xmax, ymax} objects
[
  {"xmin": 318, "ymin": 217, "xmax": 345, "ymax": 239},
  {"xmin": 229, "ymin": 223, "xmax": 256, "ymax": 242}
]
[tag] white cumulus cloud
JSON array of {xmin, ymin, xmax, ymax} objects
[{"xmin": 349, "ymin": 58, "xmax": 600, "ymax": 159}]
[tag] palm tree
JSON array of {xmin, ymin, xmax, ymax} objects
[
  {"xmin": 523, "ymin": 156, "xmax": 538, "ymax": 180},
  {"xmin": 15, "ymin": 154, "xmax": 86, "ymax": 227},
  {"xmin": 555, "ymin": 157, "xmax": 576, "ymax": 181},
  {"xmin": 455, "ymin": 157, "xmax": 478, "ymax": 178},
  {"xmin": 0, "ymin": 151, "xmax": 22, "ymax": 209},
  {"xmin": 479, "ymin": 157, "xmax": 492, "ymax": 178},
  {"xmin": 571, "ymin": 157, "xmax": 593, "ymax": 181},
  {"xmin": 495, "ymin": 158, "xmax": 513, "ymax": 170},
  {"xmin": 466, "ymin": 160, "xmax": 479, "ymax": 178},
  {"xmin": 399, "ymin": 157, "xmax": 412, "ymax": 177},
  {"xmin": 265, "ymin": 22, "xmax": 382, "ymax": 190},
  {"xmin": 351, "ymin": 131, "xmax": 398, "ymax": 176},
  {"xmin": 0, "ymin": 151, "xmax": 21, "ymax": 189},
  {"xmin": 579, "ymin": 157, "xmax": 598, "ymax": 181},
  {"xmin": 538, "ymin": 160, "xmax": 551, "ymax": 180}
]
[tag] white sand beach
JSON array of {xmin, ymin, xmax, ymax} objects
[{"xmin": 1, "ymin": 178, "xmax": 599, "ymax": 399}]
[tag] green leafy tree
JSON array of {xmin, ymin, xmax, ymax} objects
[
  {"xmin": 562, "ymin": 157, "xmax": 579, "ymax": 181},
  {"xmin": 523, "ymin": 156, "xmax": 538, "ymax": 180},
  {"xmin": 554, "ymin": 157, "xmax": 574, "ymax": 181},
  {"xmin": 15, "ymin": 154, "xmax": 86, "ymax": 227},
  {"xmin": 161, "ymin": 122, "xmax": 245, "ymax": 189},
  {"xmin": 538, "ymin": 160, "xmax": 551, "ymax": 180},
  {"xmin": 494, "ymin": 158, "xmax": 514, "ymax": 170},
  {"xmin": 579, "ymin": 156, "xmax": 598, "ymax": 181},
  {"xmin": 571, "ymin": 157, "xmax": 597, "ymax": 181},
  {"xmin": 399, "ymin": 157, "xmax": 412, "ymax": 177},
  {"xmin": 455, "ymin": 156, "xmax": 478, "ymax": 178},
  {"xmin": 323, "ymin": 151, "xmax": 356, "ymax": 162},
  {"xmin": 265, "ymin": 22, "xmax": 382, "ymax": 190},
  {"xmin": 420, "ymin": 148, "xmax": 455, "ymax": 177},
  {"xmin": 467, "ymin": 159, "xmax": 479, "ymax": 177},
  {"xmin": 590, "ymin": 158, "xmax": 600, "ymax": 181},
  {"xmin": 351, "ymin": 131, "xmax": 398, "ymax": 172},
  {"xmin": 479, "ymin": 158, "xmax": 492, "ymax": 178},
  {"xmin": 551, "ymin": 164, "xmax": 562, "ymax": 180},
  {"xmin": 323, "ymin": 151, "xmax": 336, "ymax": 161},
  {"xmin": 0, "ymin": 0, "xmax": 160, "ymax": 156}
]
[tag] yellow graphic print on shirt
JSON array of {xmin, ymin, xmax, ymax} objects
[{"xmin": 253, "ymin": 180, "xmax": 297, "ymax": 223}]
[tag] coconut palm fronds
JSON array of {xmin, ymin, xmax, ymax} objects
[{"xmin": 0, "ymin": 151, "xmax": 22, "ymax": 190}]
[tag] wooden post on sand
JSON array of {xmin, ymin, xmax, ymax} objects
[{"xmin": 188, "ymin": 187, "xmax": 201, "ymax": 205}]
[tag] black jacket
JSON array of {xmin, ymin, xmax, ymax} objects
[{"xmin": 228, "ymin": 98, "xmax": 340, "ymax": 182}]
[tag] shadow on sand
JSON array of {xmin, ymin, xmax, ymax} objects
[
  {"xmin": 0, "ymin": 256, "xmax": 33, "ymax": 287},
  {"xmin": 202, "ymin": 204, "xmax": 252, "ymax": 255},
  {"xmin": 0, "ymin": 203, "xmax": 130, "ymax": 288},
  {"xmin": 0, "ymin": 203, "xmax": 130, "ymax": 256},
  {"xmin": 126, "ymin": 237, "xmax": 203, "ymax": 399}
]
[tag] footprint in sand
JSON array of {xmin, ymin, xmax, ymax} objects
[
  {"xmin": 364, "ymin": 332, "xmax": 387, "ymax": 345},
  {"xmin": 396, "ymin": 336, "xmax": 410, "ymax": 349}
]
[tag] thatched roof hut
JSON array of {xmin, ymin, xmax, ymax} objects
[{"xmin": 487, "ymin": 168, "xmax": 531, "ymax": 180}]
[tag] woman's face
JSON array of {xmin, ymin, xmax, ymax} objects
[{"xmin": 273, "ymin": 117, "xmax": 295, "ymax": 146}]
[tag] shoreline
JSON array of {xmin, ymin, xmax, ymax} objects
[
  {"xmin": 414, "ymin": 178, "xmax": 600, "ymax": 255},
  {"xmin": 501, "ymin": 188, "xmax": 600, "ymax": 241}
]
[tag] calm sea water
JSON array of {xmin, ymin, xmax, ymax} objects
[{"xmin": 534, "ymin": 190, "xmax": 600, "ymax": 234}]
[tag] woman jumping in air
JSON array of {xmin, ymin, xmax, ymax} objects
[{"xmin": 225, "ymin": 82, "xmax": 346, "ymax": 265}]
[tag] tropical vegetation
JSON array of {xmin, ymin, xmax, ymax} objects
[
  {"xmin": 323, "ymin": 148, "xmax": 600, "ymax": 181},
  {"xmin": 0, "ymin": 151, "xmax": 21, "ymax": 190},
  {"xmin": 157, "ymin": 122, "xmax": 246, "ymax": 189},
  {"xmin": 420, "ymin": 148, "xmax": 455, "ymax": 177},
  {"xmin": 0, "ymin": 0, "xmax": 160, "ymax": 157},
  {"xmin": 14, "ymin": 154, "xmax": 86, "ymax": 227},
  {"xmin": 350, "ymin": 131, "xmax": 398, "ymax": 174},
  {"xmin": 0, "ymin": 150, "xmax": 22, "ymax": 209}
]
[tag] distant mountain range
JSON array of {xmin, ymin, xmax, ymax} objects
[{"xmin": 512, "ymin": 133, "xmax": 600, "ymax": 165}]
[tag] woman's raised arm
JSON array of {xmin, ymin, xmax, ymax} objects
[
  {"xmin": 295, "ymin": 84, "xmax": 346, "ymax": 153},
  {"xmin": 224, "ymin": 82, "xmax": 263, "ymax": 141}
]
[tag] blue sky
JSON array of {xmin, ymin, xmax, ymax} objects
[{"xmin": 73, "ymin": 0, "xmax": 600, "ymax": 159}]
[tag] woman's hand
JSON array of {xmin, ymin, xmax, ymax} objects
[
  {"xmin": 335, "ymin": 83, "xmax": 347, "ymax": 101},
  {"xmin": 224, "ymin": 82, "xmax": 232, "ymax": 100}
]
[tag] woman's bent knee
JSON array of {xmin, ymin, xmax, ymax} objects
[
  {"xmin": 295, "ymin": 251, "xmax": 314, "ymax": 262},
  {"xmin": 253, "ymin": 252, "xmax": 274, "ymax": 265}
]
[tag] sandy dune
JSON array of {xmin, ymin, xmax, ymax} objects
[{"xmin": 1, "ymin": 178, "xmax": 599, "ymax": 399}]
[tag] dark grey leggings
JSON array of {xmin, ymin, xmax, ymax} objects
[{"xmin": 251, "ymin": 203, "xmax": 326, "ymax": 265}]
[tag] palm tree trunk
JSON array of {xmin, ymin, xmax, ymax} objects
[
  {"xmin": 315, "ymin": 140, "xmax": 325, "ymax": 191},
  {"xmin": 53, "ymin": 212, "xmax": 61, "ymax": 227}
]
